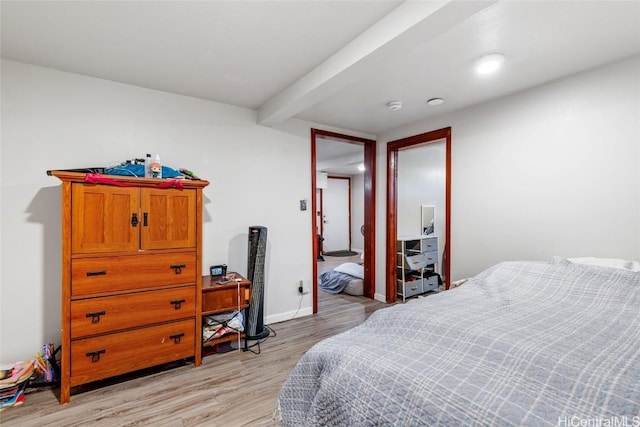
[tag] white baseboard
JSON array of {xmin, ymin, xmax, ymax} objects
[
  {"xmin": 374, "ymin": 292, "xmax": 387, "ymax": 303},
  {"xmin": 266, "ymin": 292, "xmax": 390, "ymax": 325},
  {"xmin": 266, "ymin": 306, "xmax": 313, "ymax": 325}
]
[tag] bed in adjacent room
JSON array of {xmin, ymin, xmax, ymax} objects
[
  {"xmin": 279, "ymin": 257, "xmax": 640, "ymax": 426},
  {"xmin": 318, "ymin": 262, "xmax": 364, "ymax": 296}
]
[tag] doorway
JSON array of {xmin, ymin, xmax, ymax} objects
[
  {"xmin": 386, "ymin": 127, "xmax": 451, "ymax": 303},
  {"xmin": 311, "ymin": 129, "xmax": 376, "ymax": 314}
]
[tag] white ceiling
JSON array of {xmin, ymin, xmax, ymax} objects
[
  {"xmin": 2, "ymin": 1, "xmax": 640, "ymax": 138},
  {"xmin": 316, "ymin": 137, "xmax": 364, "ymax": 176}
]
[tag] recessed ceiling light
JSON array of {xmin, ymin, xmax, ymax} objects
[
  {"xmin": 426, "ymin": 98, "xmax": 444, "ymax": 106},
  {"xmin": 387, "ymin": 100, "xmax": 402, "ymax": 111},
  {"xmin": 357, "ymin": 163, "xmax": 365, "ymax": 172},
  {"xmin": 474, "ymin": 53, "xmax": 505, "ymax": 75}
]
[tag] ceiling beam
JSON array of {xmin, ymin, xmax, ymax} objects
[{"xmin": 257, "ymin": 0, "xmax": 496, "ymax": 127}]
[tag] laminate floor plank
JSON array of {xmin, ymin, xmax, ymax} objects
[{"xmin": 1, "ymin": 289, "xmax": 388, "ymax": 427}]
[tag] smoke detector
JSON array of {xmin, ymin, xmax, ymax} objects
[
  {"xmin": 387, "ymin": 100, "xmax": 402, "ymax": 111},
  {"xmin": 426, "ymin": 98, "xmax": 444, "ymax": 106}
]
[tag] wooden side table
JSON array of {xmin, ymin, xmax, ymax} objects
[{"xmin": 200, "ymin": 273, "xmax": 251, "ymax": 361}]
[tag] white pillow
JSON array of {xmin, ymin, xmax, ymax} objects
[
  {"xmin": 567, "ymin": 257, "xmax": 640, "ymax": 272},
  {"xmin": 334, "ymin": 262, "xmax": 365, "ymax": 279}
]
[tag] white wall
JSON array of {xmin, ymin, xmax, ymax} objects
[
  {"xmin": 397, "ymin": 141, "xmax": 446, "ymax": 238},
  {"xmin": 4, "ymin": 55, "xmax": 639, "ymax": 359},
  {"xmin": 0, "ymin": 60, "xmax": 314, "ymax": 361},
  {"xmin": 376, "ymin": 55, "xmax": 640, "ymax": 295}
]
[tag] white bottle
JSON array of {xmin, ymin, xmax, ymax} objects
[
  {"xmin": 151, "ymin": 154, "xmax": 162, "ymax": 178},
  {"xmin": 144, "ymin": 154, "xmax": 152, "ymax": 178}
]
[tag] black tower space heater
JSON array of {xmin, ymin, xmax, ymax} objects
[{"xmin": 246, "ymin": 226, "xmax": 269, "ymax": 340}]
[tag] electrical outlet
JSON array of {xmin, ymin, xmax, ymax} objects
[{"xmin": 298, "ymin": 279, "xmax": 310, "ymax": 295}]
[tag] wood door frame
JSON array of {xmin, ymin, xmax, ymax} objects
[
  {"xmin": 311, "ymin": 129, "xmax": 376, "ymax": 314},
  {"xmin": 386, "ymin": 127, "xmax": 451, "ymax": 303}
]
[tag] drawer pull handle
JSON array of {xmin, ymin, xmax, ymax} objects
[
  {"xmin": 143, "ymin": 212, "xmax": 148, "ymax": 227},
  {"xmin": 170, "ymin": 264, "xmax": 186, "ymax": 274},
  {"xmin": 170, "ymin": 333, "xmax": 185, "ymax": 344},
  {"xmin": 131, "ymin": 212, "xmax": 139, "ymax": 227},
  {"xmin": 170, "ymin": 299, "xmax": 186, "ymax": 309},
  {"xmin": 86, "ymin": 349, "xmax": 105, "ymax": 363},
  {"xmin": 86, "ymin": 310, "xmax": 106, "ymax": 323},
  {"xmin": 86, "ymin": 270, "xmax": 107, "ymax": 277}
]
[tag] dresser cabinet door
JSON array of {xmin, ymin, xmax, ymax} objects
[
  {"xmin": 141, "ymin": 188, "xmax": 196, "ymax": 250},
  {"xmin": 72, "ymin": 184, "xmax": 140, "ymax": 253}
]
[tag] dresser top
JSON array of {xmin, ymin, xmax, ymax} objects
[
  {"xmin": 397, "ymin": 234, "xmax": 437, "ymax": 241},
  {"xmin": 49, "ymin": 170, "xmax": 209, "ymax": 189},
  {"xmin": 203, "ymin": 272, "xmax": 251, "ymax": 291}
]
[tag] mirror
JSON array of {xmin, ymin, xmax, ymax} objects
[{"xmin": 421, "ymin": 205, "xmax": 435, "ymax": 236}]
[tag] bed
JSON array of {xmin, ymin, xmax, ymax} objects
[
  {"xmin": 318, "ymin": 262, "xmax": 364, "ymax": 296},
  {"xmin": 279, "ymin": 257, "xmax": 640, "ymax": 426}
]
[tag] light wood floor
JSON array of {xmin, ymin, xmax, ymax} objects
[{"xmin": 1, "ymin": 279, "xmax": 387, "ymax": 427}]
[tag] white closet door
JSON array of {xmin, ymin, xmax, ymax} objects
[{"xmin": 322, "ymin": 178, "xmax": 350, "ymax": 252}]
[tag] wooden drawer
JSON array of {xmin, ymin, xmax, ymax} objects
[
  {"xmin": 70, "ymin": 319, "xmax": 195, "ymax": 385},
  {"xmin": 202, "ymin": 282, "xmax": 251, "ymax": 313},
  {"xmin": 71, "ymin": 252, "xmax": 196, "ymax": 297},
  {"xmin": 70, "ymin": 286, "xmax": 196, "ymax": 338}
]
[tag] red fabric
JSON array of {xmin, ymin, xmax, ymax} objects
[
  {"xmin": 84, "ymin": 173, "xmax": 128, "ymax": 187},
  {"xmin": 154, "ymin": 179, "xmax": 184, "ymax": 189}
]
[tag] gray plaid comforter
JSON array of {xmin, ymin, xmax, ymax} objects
[{"xmin": 279, "ymin": 259, "xmax": 640, "ymax": 426}]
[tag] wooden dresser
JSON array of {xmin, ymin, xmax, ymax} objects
[{"xmin": 50, "ymin": 171, "xmax": 209, "ymax": 403}]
